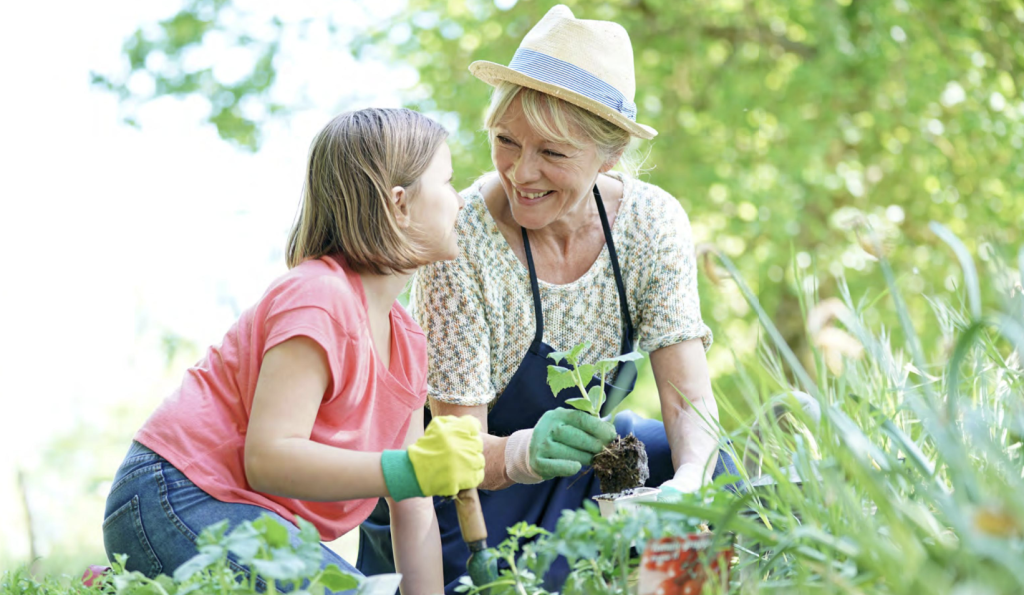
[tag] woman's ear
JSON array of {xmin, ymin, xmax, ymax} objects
[{"xmin": 391, "ymin": 185, "xmax": 411, "ymax": 227}]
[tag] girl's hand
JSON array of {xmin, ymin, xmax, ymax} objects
[{"xmin": 382, "ymin": 415, "xmax": 485, "ymax": 500}]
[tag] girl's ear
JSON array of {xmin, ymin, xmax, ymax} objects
[{"xmin": 391, "ymin": 185, "xmax": 411, "ymax": 228}]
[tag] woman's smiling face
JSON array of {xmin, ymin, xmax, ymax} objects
[{"xmin": 491, "ymin": 94, "xmax": 615, "ymax": 231}]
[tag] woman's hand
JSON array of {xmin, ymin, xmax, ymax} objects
[{"xmin": 528, "ymin": 408, "xmax": 616, "ymax": 479}]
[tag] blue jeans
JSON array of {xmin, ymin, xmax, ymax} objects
[{"xmin": 102, "ymin": 442, "xmax": 362, "ymax": 593}]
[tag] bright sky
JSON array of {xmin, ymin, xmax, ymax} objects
[{"xmin": 0, "ymin": 0, "xmax": 419, "ymax": 566}]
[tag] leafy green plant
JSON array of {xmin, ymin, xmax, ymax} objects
[
  {"xmin": 0, "ymin": 567, "xmax": 104, "ymax": 595},
  {"xmin": 1, "ymin": 515, "xmax": 360, "ymax": 595},
  {"xmin": 546, "ymin": 341, "xmax": 644, "ymax": 417},
  {"xmin": 456, "ymin": 491, "xmax": 733, "ymax": 595},
  {"xmin": 464, "ymin": 223, "xmax": 1024, "ymax": 594}
]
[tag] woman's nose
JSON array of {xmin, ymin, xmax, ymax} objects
[{"xmin": 510, "ymin": 152, "xmax": 540, "ymax": 184}]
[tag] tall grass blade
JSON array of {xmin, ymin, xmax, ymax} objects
[{"xmin": 930, "ymin": 221, "xmax": 982, "ymax": 320}]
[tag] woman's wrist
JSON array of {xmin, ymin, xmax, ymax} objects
[{"xmin": 504, "ymin": 429, "xmax": 543, "ymax": 484}]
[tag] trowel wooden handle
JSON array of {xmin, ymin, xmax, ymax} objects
[{"xmin": 455, "ymin": 488, "xmax": 488, "ymax": 544}]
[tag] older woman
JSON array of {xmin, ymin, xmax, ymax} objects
[{"xmin": 358, "ymin": 5, "xmax": 736, "ymax": 591}]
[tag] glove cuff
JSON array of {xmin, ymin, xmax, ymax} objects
[
  {"xmin": 381, "ymin": 450, "xmax": 425, "ymax": 501},
  {"xmin": 505, "ymin": 429, "xmax": 543, "ymax": 485}
]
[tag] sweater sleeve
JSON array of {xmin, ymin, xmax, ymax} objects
[
  {"xmin": 634, "ymin": 189, "xmax": 713, "ymax": 353},
  {"xmin": 409, "ymin": 256, "xmax": 496, "ymax": 406}
]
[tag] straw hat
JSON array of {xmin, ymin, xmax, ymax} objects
[{"xmin": 469, "ymin": 5, "xmax": 657, "ymax": 139}]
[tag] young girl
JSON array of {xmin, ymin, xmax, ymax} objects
[{"xmin": 102, "ymin": 108, "xmax": 483, "ymax": 595}]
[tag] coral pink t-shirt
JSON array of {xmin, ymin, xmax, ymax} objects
[{"xmin": 135, "ymin": 255, "xmax": 427, "ymax": 540}]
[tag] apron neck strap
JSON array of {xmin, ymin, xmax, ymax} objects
[
  {"xmin": 521, "ymin": 225, "xmax": 545, "ymax": 352},
  {"xmin": 521, "ymin": 183, "xmax": 636, "ymax": 354},
  {"xmin": 593, "ymin": 183, "xmax": 636, "ymax": 349}
]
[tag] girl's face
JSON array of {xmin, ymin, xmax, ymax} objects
[
  {"xmin": 491, "ymin": 96, "xmax": 613, "ymax": 230},
  {"xmin": 406, "ymin": 142, "xmax": 465, "ymax": 262}
]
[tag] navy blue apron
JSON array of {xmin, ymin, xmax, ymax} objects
[{"xmin": 357, "ymin": 185, "xmax": 737, "ymax": 593}]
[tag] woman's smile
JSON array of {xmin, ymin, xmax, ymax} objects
[{"xmin": 513, "ymin": 185, "xmax": 556, "ymax": 204}]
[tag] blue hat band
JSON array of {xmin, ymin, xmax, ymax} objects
[{"xmin": 507, "ymin": 48, "xmax": 637, "ymax": 122}]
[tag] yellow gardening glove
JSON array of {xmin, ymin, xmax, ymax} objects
[{"xmin": 407, "ymin": 415, "xmax": 486, "ymax": 497}]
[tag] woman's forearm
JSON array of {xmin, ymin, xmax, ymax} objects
[
  {"xmin": 390, "ymin": 497, "xmax": 444, "ymax": 595},
  {"xmin": 651, "ymin": 339, "xmax": 722, "ymax": 483},
  {"xmin": 662, "ymin": 388, "xmax": 720, "ymax": 479},
  {"xmin": 481, "ymin": 433, "xmax": 515, "ymax": 490}
]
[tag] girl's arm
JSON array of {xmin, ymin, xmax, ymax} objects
[
  {"xmin": 244, "ymin": 336, "xmax": 390, "ymax": 501},
  {"xmin": 388, "ymin": 407, "xmax": 444, "ymax": 595}
]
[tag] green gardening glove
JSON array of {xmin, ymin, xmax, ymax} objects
[
  {"xmin": 529, "ymin": 408, "xmax": 617, "ymax": 479},
  {"xmin": 381, "ymin": 415, "xmax": 485, "ymax": 501}
]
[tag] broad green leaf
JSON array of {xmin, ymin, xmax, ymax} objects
[
  {"xmin": 252, "ymin": 553, "xmax": 307, "ymax": 580},
  {"xmin": 254, "ymin": 514, "xmax": 290, "ymax": 548},
  {"xmin": 194, "ymin": 520, "xmax": 229, "ymax": 547},
  {"xmin": 587, "ymin": 385, "xmax": 605, "ymax": 416},
  {"xmin": 223, "ymin": 523, "xmax": 261, "ymax": 562},
  {"xmin": 153, "ymin": 575, "xmax": 178, "ymax": 595},
  {"xmin": 172, "ymin": 551, "xmax": 221, "ymax": 582},
  {"xmin": 316, "ymin": 565, "xmax": 360, "ymax": 590},
  {"xmin": 546, "ymin": 365, "xmax": 577, "ymax": 395},
  {"xmin": 568, "ymin": 341, "xmax": 592, "ymax": 365},
  {"xmin": 547, "ymin": 350, "xmax": 572, "ymax": 364},
  {"xmin": 574, "ymin": 364, "xmax": 597, "ymax": 385},
  {"xmin": 565, "ymin": 398, "xmax": 595, "ymax": 414},
  {"xmin": 297, "ymin": 516, "xmax": 321, "ymax": 544}
]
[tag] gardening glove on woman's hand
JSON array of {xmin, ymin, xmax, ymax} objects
[
  {"xmin": 657, "ymin": 463, "xmax": 705, "ymax": 501},
  {"xmin": 527, "ymin": 408, "xmax": 617, "ymax": 480},
  {"xmin": 381, "ymin": 415, "xmax": 485, "ymax": 501}
]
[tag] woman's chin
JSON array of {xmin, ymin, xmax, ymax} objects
[{"xmin": 510, "ymin": 208, "xmax": 556, "ymax": 231}]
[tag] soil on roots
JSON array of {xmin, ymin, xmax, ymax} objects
[{"xmin": 592, "ymin": 433, "xmax": 649, "ymax": 495}]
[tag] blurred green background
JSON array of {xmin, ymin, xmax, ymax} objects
[
  {"xmin": 94, "ymin": 0, "xmax": 1024, "ymax": 418},
  {"xmin": 3, "ymin": 0, "xmax": 1022, "ymax": 578}
]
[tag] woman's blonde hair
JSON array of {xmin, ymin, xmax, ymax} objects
[
  {"xmin": 286, "ymin": 108, "xmax": 448, "ymax": 274},
  {"xmin": 483, "ymin": 82, "xmax": 642, "ymax": 176}
]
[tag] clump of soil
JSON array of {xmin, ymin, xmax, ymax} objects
[{"xmin": 592, "ymin": 433, "xmax": 649, "ymax": 495}]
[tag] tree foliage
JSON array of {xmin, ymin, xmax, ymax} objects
[{"xmin": 95, "ymin": 0, "xmax": 1024, "ymax": 413}]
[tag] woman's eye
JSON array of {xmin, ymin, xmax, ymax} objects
[
  {"xmin": 545, "ymin": 150, "xmax": 566, "ymax": 158},
  {"xmin": 496, "ymin": 135, "xmax": 516, "ymax": 146}
]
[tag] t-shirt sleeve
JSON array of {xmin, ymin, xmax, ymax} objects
[
  {"xmin": 410, "ymin": 257, "xmax": 495, "ymax": 407},
  {"xmin": 635, "ymin": 193, "xmax": 714, "ymax": 353},
  {"xmin": 261, "ymin": 277, "xmax": 355, "ymax": 402}
]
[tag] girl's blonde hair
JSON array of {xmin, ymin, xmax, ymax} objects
[
  {"xmin": 483, "ymin": 82, "xmax": 642, "ymax": 176},
  {"xmin": 286, "ymin": 108, "xmax": 448, "ymax": 274}
]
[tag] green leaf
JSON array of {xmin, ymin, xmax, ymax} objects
[
  {"xmin": 574, "ymin": 364, "xmax": 597, "ymax": 384},
  {"xmin": 223, "ymin": 523, "xmax": 261, "ymax": 563},
  {"xmin": 153, "ymin": 575, "xmax": 178, "ymax": 595},
  {"xmin": 565, "ymin": 398, "xmax": 596, "ymax": 414},
  {"xmin": 587, "ymin": 385, "xmax": 605, "ymax": 416},
  {"xmin": 252, "ymin": 553, "xmax": 307, "ymax": 580},
  {"xmin": 547, "ymin": 350, "xmax": 572, "ymax": 364},
  {"xmin": 296, "ymin": 516, "xmax": 321, "ymax": 544},
  {"xmin": 316, "ymin": 565, "xmax": 360, "ymax": 591},
  {"xmin": 596, "ymin": 351, "xmax": 644, "ymax": 366},
  {"xmin": 568, "ymin": 341, "xmax": 591, "ymax": 365},
  {"xmin": 194, "ymin": 520, "xmax": 229, "ymax": 547},
  {"xmin": 254, "ymin": 514, "xmax": 290, "ymax": 548},
  {"xmin": 172, "ymin": 551, "xmax": 221, "ymax": 582},
  {"xmin": 546, "ymin": 365, "xmax": 578, "ymax": 395}
]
